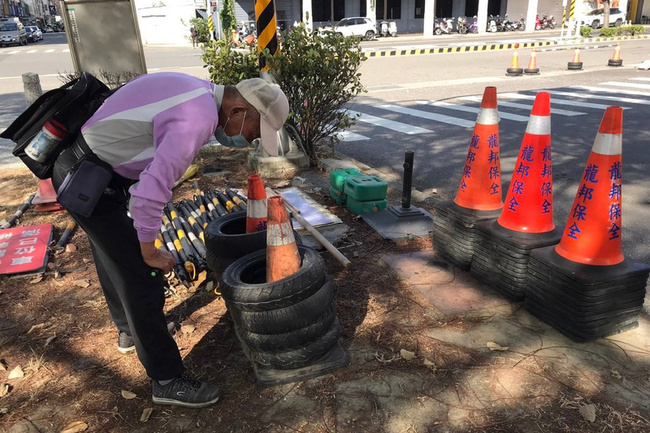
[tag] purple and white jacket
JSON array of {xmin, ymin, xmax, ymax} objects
[{"xmin": 81, "ymin": 72, "xmax": 219, "ymax": 242}]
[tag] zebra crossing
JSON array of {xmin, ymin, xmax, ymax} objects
[
  {"xmin": 1, "ymin": 47, "xmax": 69, "ymax": 54},
  {"xmin": 340, "ymin": 79, "xmax": 650, "ymax": 142}
]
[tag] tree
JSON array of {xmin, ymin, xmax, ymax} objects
[
  {"xmin": 202, "ymin": 25, "xmax": 366, "ymax": 164},
  {"xmin": 220, "ymin": 0, "xmax": 237, "ymax": 43},
  {"xmin": 189, "ymin": 17, "xmax": 210, "ymax": 43}
]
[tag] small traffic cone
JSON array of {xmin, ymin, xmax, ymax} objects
[
  {"xmin": 524, "ymin": 49, "xmax": 540, "ymax": 75},
  {"xmin": 246, "ymin": 175, "xmax": 267, "ymax": 233},
  {"xmin": 554, "ymin": 106, "xmax": 624, "ymax": 265},
  {"xmin": 33, "ymin": 178, "xmax": 63, "ymax": 212},
  {"xmin": 266, "ymin": 196, "xmax": 300, "ymax": 282},
  {"xmin": 608, "ymin": 43, "xmax": 623, "ymax": 67},
  {"xmin": 506, "ymin": 44, "xmax": 524, "ymax": 76},
  {"xmin": 453, "ymin": 86, "xmax": 504, "ymax": 211},
  {"xmin": 497, "ymin": 92, "xmax": 555, "ymax": 233},
  {"xmin": 568, "ymin": 47, "xmax": 583, "ymax": 70}
]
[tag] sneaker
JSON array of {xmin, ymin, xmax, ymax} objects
[
  {"xmin": 117, "ymin": 322, "xmax": 176, "ymax": 354},
  {"xmin": 152, "ymin": 371, "xmax": 221, "ymax": 408}
]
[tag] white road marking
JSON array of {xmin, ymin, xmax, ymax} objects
[
  {"xmin": 572, "ymin": 85, "xmax": 650, "ymax": 98},
  {"xmin": 499, "ymin": 92, "xmax": 630, "ymax": 110},
  {"xmin": 441, "ymin": 99, "xmax": 530, "ymax": 121},
  {"xmin": 599, "ymin": 81, "xmax": 650, "ymax": 90},
  {"xmin": 336, "ymin": 130, "xmax": 370, "ymax": 142},
  {"xmin": 462, "ymin": 97, "xmax": 585, "ymax": 116},
  {"xmin": 544, "ymin": 90, "xmax": 650, "ymax": 106},
  {"xmin": 377, "ymin": 104, "xmax": 475, "ymax": 128},
  {"xmin": 348, "ymin": 111, "xmax": 433, "ymax": 134}
]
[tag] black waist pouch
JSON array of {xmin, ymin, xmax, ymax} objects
[{"xmin": 56, "ymin": 153, "xmax": 114, "ymax": 217}]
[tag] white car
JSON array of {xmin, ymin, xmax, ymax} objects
[
  {"xmin": 319, "ymin": 17, "xmax": 376, "ymax": 40},
  {"xmin": 578, "ymin": 8, "xmax": 626, "ymax": 28}
]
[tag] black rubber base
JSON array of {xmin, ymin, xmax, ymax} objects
[
  {"xmin": 506, "ymin": 68, "xmax": 524, "ymax": 76},
  {"xmin": 608, "ymin": 59, "xmax": 623, "ymax": 67},
  {"xmin": 524, "ymin": 68, "xmax": 540, "ymax": 75},
  {"xmin": 567, "ymin": 62, "xmax": 583, "ymax": 70},
  {"xmin": 251, "ymin": 342, "xmax": 349, "ymax": 387}
]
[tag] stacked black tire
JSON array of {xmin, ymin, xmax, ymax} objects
[
  {"xmin": 205, "ymin": 210, "xmax": 301, "ymax": 274},
  {"xmin": 220, "ymin": 246, "xmax": 346, "ymax": 380}
]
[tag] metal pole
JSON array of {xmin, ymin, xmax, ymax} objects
[{"xmin": 401, "ymin": 151, "xmax": 414, "ymax": 210}]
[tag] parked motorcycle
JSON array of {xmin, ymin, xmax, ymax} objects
[
  {"xmin": 379, "ymin": 20, "xmax": 398, "ymax": 37},
  {"xmin": 434, "ymin": 17, "xmax": 455, "ymax": 35},
  {"xmin": 535, "ymin": 14, "xmax": 542, "ymax": 30},
  {"xmin": 457, "ymin": 16, "xmax": 468, "ymax": 34},
  {"xmin": 469, "ymin": 16, "xmax": 479, "ymax": 33},
  {"xmin": 539, "ymin": 14, "xmax": 556, "ymax": 29},
  {"xmin": 487, "ymin": 15, "xmax": 498, "ymax": 33}
]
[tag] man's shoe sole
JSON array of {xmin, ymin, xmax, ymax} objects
[
  {"xmin": 117, "ymin": 345, "xmax": 136, "ymax": 354},
  {"xmin": 151, "ymin": 393, "xmax": 221, "ymax": 408}
]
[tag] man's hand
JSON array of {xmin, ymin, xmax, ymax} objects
[{"xmin": 140, "ymin": 241, "xmax": 175, "ymax": 274}]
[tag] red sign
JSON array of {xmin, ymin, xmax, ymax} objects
[{"xmin": 0, "ymin": 224, "xmax": 52, "ymax": 275}]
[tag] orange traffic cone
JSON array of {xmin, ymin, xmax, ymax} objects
[
  {"xmin": 246, "ymin": 175, "xmax": 267, "ymax": 233},
  {"xmin": 608, "ymin": 43, "xmax": 623, "ymax": 67},
  {"xmin": 497, "ymin": 92, "xmax": 555, "ymax": 233},
  {"xmin": 506, "ymin": 44, "xmax": 523, "ymax": 76},
  {"xmin": 32, "ymin": 178, "xmax": 63, "ymax": 212},
  {"xmin": 524, "ymin": 49, "xmax": 540, "ymax": 75},
  {"xmin": 554, "ymin": 106, "xmax": 624, "ymax": 265},
  {"xmin": 568, "ymin": 47, "xmax": 583, "ymax": 70},
  {"xmin": 453, "ymin": 86, "xmax": 504, "ymax": 212},
  {"xmin": 266, "ymin": 196, "xmax": 300, "ymax": 282}
]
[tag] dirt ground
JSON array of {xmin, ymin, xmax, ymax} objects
[{"xmin": 1, "ymin": 146, "xmax": 650, "ymax": 433}]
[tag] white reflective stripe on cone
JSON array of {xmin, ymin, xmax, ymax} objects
[
  {"xmin": 247, "ymin": 199, "xmax": 267, "ymax": 218},
  {"xmin": 592, "ymin": 133, "xmax": 622, "ymax": 156},
  {"xmin": 476, "ymin": 108, "xmax": 499, "ymax": 125},
  {"xmin": 525, "ymin": 114, "xmax": 551, "ymax": 135},
  {"xmin": 267, "ymin": 222, "xmax": 296, "ymax": 246}
]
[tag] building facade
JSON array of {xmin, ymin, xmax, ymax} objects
[
  {"xmin": 1, "ymin": 0, "xmax": 58, "ymax": 29},
  {"xmin": 133, "ymin": 0, "xmax": 642, "ymax": 45}
]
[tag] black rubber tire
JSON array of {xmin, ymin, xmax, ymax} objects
[
  {"xmin": 240, "ymin": 318, "xmax": 341, "ymax": 370},
  {"xmin": 567, "ymin": 62, "xmax": 583, "ymax": 70},
  {"xmin": 220, "ymin": 246, "xmax": 326, "ymax": 311},
  {"xmin": 235, "ymin": 301, "xmax": 336, "ymax": 351},
  {"xmin": 608, "ymin": 59, "xmax": 623, "ymax": 67},
  {"xmin": 229, "ymin": 279, "xmax": 335, "ymax": 334},
  {"xmin": 434, "ymin": 27, "xmax": 442, "ymax": 35},
  {"xmin": 364, "ymin": 30, "xmax": 375, "ymax": 40},
  {"xmin": 205, "ymin": 210, "xmax": 302, "ymax": 273}
]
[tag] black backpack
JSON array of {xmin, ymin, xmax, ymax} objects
[{"xmin": 1, "ymin": 72, "xmax": 115, "ymax": 179}]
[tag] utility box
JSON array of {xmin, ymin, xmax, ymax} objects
[{"xmin": 60, "ymin": 0, "xmax": 147, "ymax": 79}]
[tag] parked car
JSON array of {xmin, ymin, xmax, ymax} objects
[
  {"xmin": 578, "ymin": 8, "xmax": 626, "ymax": 28},
  {"xmin": 26, "ymin": 26, "xmax": 43, "ymax": 42},
  {"xmin": 319, "ymin": 17, "xmax": 376, "ymax": 40},
  {"xmin": 0, "ymin": 20, "xmax": 28, "ymax": 46}
]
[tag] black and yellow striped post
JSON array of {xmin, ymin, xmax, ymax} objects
[{"xmin": 255, "ymin": 0, "xmax": 279, "ymax": 70}]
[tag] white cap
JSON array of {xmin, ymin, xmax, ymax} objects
[{"xmin": 236, "ymin": 78, "xmax": 289, "ymax": 156}]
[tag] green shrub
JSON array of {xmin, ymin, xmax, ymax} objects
[
  {"xmin": 190, "ymin": 17, "xmax": 210, "ymax": 43},
  {"xmin": 202, "ymin": 24, "xmax": 367, "ymax": 164},
  {"xmin": 616, "ymin": 25, "xmax": 645, "ymax": 36},
  {"xmin": 265, "ymin": 25, "xmax": 366, "ymax": 163},
  {"xmin": 580, "ymin": 26, "xmax": 592, "ymax": 38},
  {"xmin": 202, "ymin": 39, "xmax": 260, "ymax": 85},
  {"xmin": 599, "ymin": 27, "xmax": 620, "ymax": 37},
  {"xmin": 220, "ymin": 0, "xmax": 237, "ymax": 42}
]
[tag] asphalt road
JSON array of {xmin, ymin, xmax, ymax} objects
[{"xmin": 1, "ymin": 31, "xmax": 649, "ymax": 263}]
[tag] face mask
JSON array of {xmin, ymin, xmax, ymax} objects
[{"xmin": 214, "ymin": 111, "xmax": 251, "ymax": 149}]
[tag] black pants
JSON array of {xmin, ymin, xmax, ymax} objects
[{"xmin": 53, "ymin": 146, "xmax": 184, "ymax": 380}]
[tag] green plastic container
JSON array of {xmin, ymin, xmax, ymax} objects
[
  {"xmin": 346, "ymin": 196, "xmax": 387, "ymax": 215},
  {"xmin": 343, "ymin": 175, "xmax": 388, "ymax": 201},
  {"xmin": 329, "ymin": 168, "xmax": 361, "ymax": 191},
  {"xmin": 329, "ymin": 186, "xmax": 346, "ymax": 205}
]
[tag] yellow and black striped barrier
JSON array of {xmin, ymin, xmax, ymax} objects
[
  {"xmin": 255, "ymin": 0, "xmax": 279, "ymax": 69},
  {"xmin": 362, "ymin": 35, "xmax": 649, "ymax": 58},
  {"xmin": 362, "ymin": 41, "xmax": 556, "ymax": 58}
]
